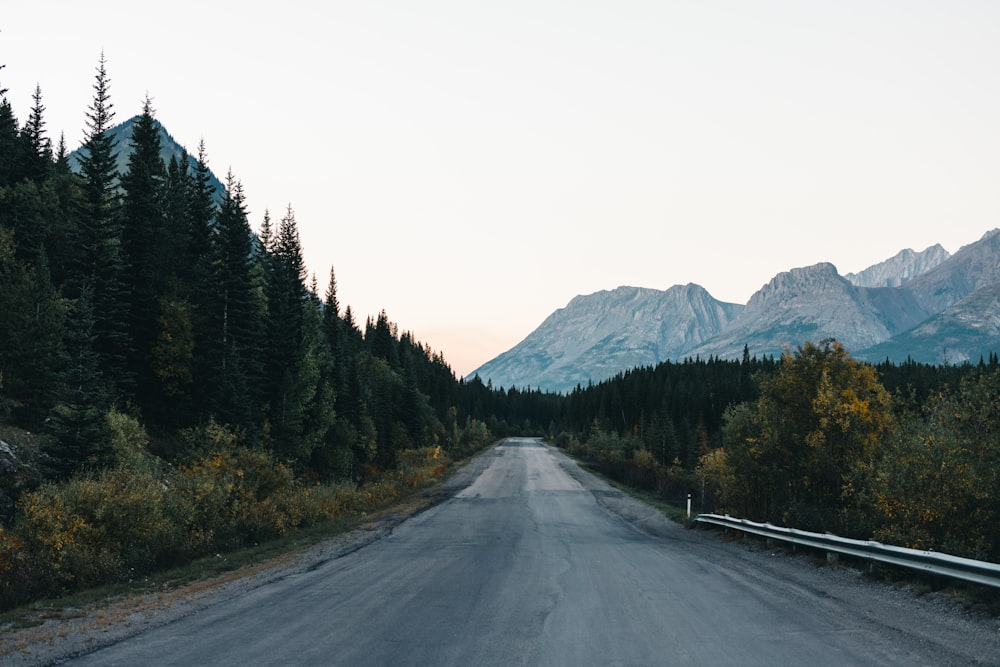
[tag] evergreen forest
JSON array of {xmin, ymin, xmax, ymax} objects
[{"xmin": 2, "ymin": 58, "xmax": 999, "ymax": 609}]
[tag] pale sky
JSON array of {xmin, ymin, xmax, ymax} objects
[{"xmin": 3, "ymin": 2, "xmax": 999, "ymax": 377}]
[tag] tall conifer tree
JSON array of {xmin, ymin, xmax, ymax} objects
[
  {"xmin": 0, "ymin": 228, "xmax": 65, "ymax": 424},
  {"xmin": 263, "ymin": 206, "xmax": 309, "ymax": 450},
  {"xmin": 0, "ymin": 92, "xmax": 18, "ymax": 188},
  {"xmin": 45, "ymin": 284, "xmax": 111, "ymax": 480},
  {"xmin": 185, "ymin": 141, "xmax": 219, "ymax": 414},
  {"xmin": 160, "ymin": 152, "xmax": 191, "ymax": 289},
  {"xmin": 75, "ymin": 52, "xmax": 130, "ymax": 395},
  {"xmin": 120, "ymin": 97, "xmax": 166, "ymax": 404},
  {"xmin": 208, "ymin": 171, "xmax": 262, "ymax": 425},
  {"xmin": 20, "ymin": 84, "xmax": 52, "ymax": 183},
  {"xmin": 322, "ymin": 266, "xmax": 347, "ymax": 398},
  {"xmin": 45, "ymin": 131, "xmax": 83, "ymax": 291},
  {"xmin": 188, "ymin": 141, "xmax": 216, "ymax": 261}
]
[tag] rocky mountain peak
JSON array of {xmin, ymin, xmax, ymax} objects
[
  {"xmin": 471, "ymin": 229, "xmax": 1000, "ymax": 392},
  {"xmin": 845, "ymin": 245, "xmax": 951, "ymax": 288},
  {"xmin": 745, "ymin": 262, "xmax": 849, "ymax": 312},
  {"xmin": 469, "ymin": 283, "xmax": 741, "ymax": 393},
  {"xmin": 901, "ymin": 229, "xmax": 1000, "ymax": 314}
]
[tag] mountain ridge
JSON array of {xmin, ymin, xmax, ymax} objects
[
  {"xmin": 472, "ymin": 284, "xmax": 741, "ymax": 391},
  {"xmin": 844, "ymin": 244, "xmax": 950, "ymax": 287},
  {"xmin": 471, "ymin": 229, "xmax": 1000, "ymax": 392}
]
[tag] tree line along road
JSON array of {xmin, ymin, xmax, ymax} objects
[{"xmin": 30, "ymin": 438, "xmax": 1000, "ymax": 666}]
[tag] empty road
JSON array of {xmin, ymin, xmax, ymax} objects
[{"xmin": 59, "ymin": 438, "xmax": 999, "ymax": 665}]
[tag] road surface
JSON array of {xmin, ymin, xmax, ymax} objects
[{"xmin": 58, "ymin": 438, "xmax": 1000, "ymax": 665}]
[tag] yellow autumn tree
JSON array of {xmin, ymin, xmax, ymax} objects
[
  {"xmin": 720, "ymin": 339, "xmax": 895, "ymax": 532},
  {"xmin": 856, "ymin": 368, "xmax": 1000, "ymax": 560}
]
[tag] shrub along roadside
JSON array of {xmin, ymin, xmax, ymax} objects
[
  {"xmin": 554, "ymin": 429, "xmax": 701, "ymax": 512},
  {"xmin": 0, "ymin": 439, "xmax": 464, "ymax": 612}
]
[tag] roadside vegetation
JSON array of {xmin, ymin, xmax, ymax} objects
[
  {"xmin": 0, "ymin": 414, "xmax": 491, "ymax": 611},
  {"xmin": 553, "ymin": 340, "xmax": 1000, "ymax": 565}
]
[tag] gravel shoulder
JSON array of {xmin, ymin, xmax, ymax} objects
[{"xmin": 3, "ymin": 440, "xmax": 999, "ymax": 666}]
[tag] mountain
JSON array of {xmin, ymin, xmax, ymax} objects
[
  {"xmin": 688, "ymin": 262, "xmax": 928, "ymax": 360},
  {"xmin": 898, "ymin": 230, "xmax": 1000, "ymax": 315},
  {"xmin": 859, "ymin": 282, "xmax": 1000, "ymax": 365},
  {"xmin": 853, "ymin": 230, "xmax": 1000, "ymax": 364},
  {"xmin": 471, "ymin": 229, "xmax": 1000, "ymax": 392},
  {"xmin": 470, "ymin": 284, "xmax": 741, "ymax": 393},
  {"xmin": 844, "ymin": 244, "xmax": 950, "ymax": 287},
  {"xmin": 67, "ymin": 116, "xmax": 226, "ymax": 201}
]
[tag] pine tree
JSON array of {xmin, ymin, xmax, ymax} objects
[
  {"xmin": 120, "ymin": 98, "xmax": 166, "ymax": 405},
  {"xmin": 0, "ymin": 229, "xmax": 66, "ymax": 423},
  {"xmin": 148, "ymin": 293, "xmax": 196, "ymax": 425},
  {"xmin": 178, "ymin": 141, "xmax": 216, "ymax": 296},
  {"xmin": 322, "ymin": 265, "xmax": 347, "ymax": 402},
  {"xmin": 293, "ymin": 267, "xmax": 350, "ymax": 477},
  {"xmin": 54, "ymin": 132, "xmax": 68, "ymax": 171},
  {"xmin": 258, "ymin": 208, "xmax": 273, "ymax": 255},
  {"xmin": 208, "ymin": 171, "xmax": 263, "ymax": 425},
  {"xmin": 368, "ymin": 310, "xmax": 400, "ymax": 368},
  {"xmin": 1, "ymin": 178, "xmax": 47, "ymax": 265},
  {"xmin": 74, "ymin": 52, "xmax": 130, "ymax": 396},
  {"xmin": 323, "ymin": 266, "xmax": 341, "ymax": 322},
  {"xmin": 262, "ymin": 206, "xmax": 309, "ymax": 450},
  {"xmin": 147, "ymin": 154, "xmax": 200, "ymax": 424},
  {"xmin": 46, "ymin": 131, "xmax": 83, "ymax": 291},
  {"xmin": 0, "ymin": 94, "xmax": 19, "ymax": 188},
  {"xmin": 185, "ymin": 141, "xmax": 219, "ymax": 415},
  {"xmin": 160, "ymin": 152, "xmax": 191, "ymax": 289},
  {"xmin": 19, "ymin": 84, "xmax": 53, "ymax": 183},
  {"xmin": 189, "ymin": 141, "xmax": 216, "ymax": 257},
  {"xmin": 291, "ymin": 296, "xmax": 335, "ymax": 461},
  {"xmin": 45, "ymin": 284, "xmax": 111, "ymax": 480}
]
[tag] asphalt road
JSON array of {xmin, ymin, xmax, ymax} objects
[{"xmin": 64, "ymin": 438, "xmax": 999, "ymax": 666}]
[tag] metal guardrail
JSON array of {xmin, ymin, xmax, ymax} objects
[{"xmin": 695, "ymin": 513, "xmax": 1000, "ymax": 589}]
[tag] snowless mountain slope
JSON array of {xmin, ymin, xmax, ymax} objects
[{"xmin": 471, "ymin": 229, "xmax": 1000, "ymax": 392}]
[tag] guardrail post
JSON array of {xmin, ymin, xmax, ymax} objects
[{"xmin": 827, "ymin": 551, "xmax": 839, "ymax": 564}]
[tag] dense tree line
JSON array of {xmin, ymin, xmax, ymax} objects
[
  {"xmin": 560, "ymin": 350, "xmax": 775, "ymax": 466},
  {"xmin": 0, "ymin": 57, "xmax": 504, "ymax": 606},
  {"xmin": 0, "ymin": 56, "xmax": 494, "ymax": 486}
]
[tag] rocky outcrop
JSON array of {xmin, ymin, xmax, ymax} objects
[
  {"xmin": 900, "ymin": 230, "xmax": 1000, "ymax": 314},
  {"xmin": 689, "ymin": 262, "xmax": 926, "ymax": 360},
  {"xmin": 845, "ymin": 245, "xmax": 950, "ymax": 288}
]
